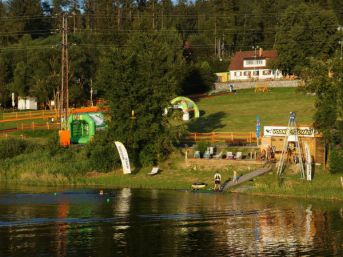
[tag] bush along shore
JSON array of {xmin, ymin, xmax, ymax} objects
[{"xmin": 0, "ymin": 137, "xmax": 342, "ymax": 201}]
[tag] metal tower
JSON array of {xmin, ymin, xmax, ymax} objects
[{"xmin": 277, "ymin": 112, "xmax": 305, "ymax": 178}]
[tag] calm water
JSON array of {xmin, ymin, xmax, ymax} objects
[{"xmin": 0, "ymin": 185, "xmax": 342, "ymax": 257}]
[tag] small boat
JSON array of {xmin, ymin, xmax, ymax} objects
[{"xmin": 191, "ymin": 182, "xmax": 207, "ymax": 190}]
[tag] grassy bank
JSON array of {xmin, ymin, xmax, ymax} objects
[
  {"xmin": 189, "ymin": 87, "xmax": 315, "ymax": 132},
  {"xmin": 235, "ymin": 167, "xmax": 343, "ymax": 201},
  {"xmin": 1, "ymin": 146, "xmax": 342, "ymax": 201}
]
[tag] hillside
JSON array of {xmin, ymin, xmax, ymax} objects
[{"xmin": 188, "ymin": 88, "xmax": 315, "ymax": 132}]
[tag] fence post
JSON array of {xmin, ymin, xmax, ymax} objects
[
  {"xmin": 21, "ymin": 123, "xmax": 24, "ymax": 130},
  {"xmin": 194, "ymin": 133, "xmax": 197, "ymax": 143},
  {"xmin": 231, "ymin": 132, "xmax": 234, "ymax": 143},
  {"xmin": 211, "ymin": 132, "xmax": 215, "ymax": 144},
  {"xmin": 47, "ymin": 122, "xmax": 50, "ymax": 130},
  {"xmin": 32, "ymin": 121, "xmax": 34, "ymax": 131}
]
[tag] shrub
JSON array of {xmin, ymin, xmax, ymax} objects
[
  {"xmin": 84, "ymin": 131, "xmax": 120, "ymax": 172},
  {"xmin": 195, "ymin": 141, "xmax": 210, "ymax": 155},
  {"xmin": 46, "ymin": 132, "xmax": 61, "ymax": 156},
  {"xmin": 329, "ymin": 147, "xmax": 343, "ymax": 174},
  {"xmin": 0, "ymin": 138, "xmax": 32, "ymax": 159}
]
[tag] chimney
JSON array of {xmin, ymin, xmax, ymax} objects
[{"xmin": 259, "ymin": 48, "xmax": 263, "ymax": 57}]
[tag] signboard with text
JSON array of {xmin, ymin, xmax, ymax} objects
[{"xmin": 263, "ymin": 126, "xmax": 317, "ymax": 138}]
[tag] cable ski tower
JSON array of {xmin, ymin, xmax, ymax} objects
[{"xmin": 277, "ymin": 112, "xmax": 305, "ymax": 178}]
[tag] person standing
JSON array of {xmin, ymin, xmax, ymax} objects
[
  {"xmin": 233, "ymin": 171, "xmax": 238, "ymax": 184},
  {"xmin": 214, "ymin": 173, "xmax": 222, "ymax": 191}
]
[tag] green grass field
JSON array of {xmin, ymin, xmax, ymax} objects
[{"xmin": 188, "ymin": 88, "xmax": 315, "ymax": 132}]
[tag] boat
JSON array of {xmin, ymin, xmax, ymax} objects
[{"xmin": 191, "ymin": 182, "xmax": 207, "ymax": 190}]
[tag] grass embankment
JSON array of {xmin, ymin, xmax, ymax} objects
[
  {"xmin": 235, "ymin": 167, "xmax": 343, "ymax": 201},
  {"xmin": 189, "ymin": 87, "xmax": 315, "ymax": 132},
  {"xmin": 1, "ymin": 144, "xmax": 342, "ymax": 200}
]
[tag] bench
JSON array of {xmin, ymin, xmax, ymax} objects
[{"xmin": 255, "ymin": 83, "xmax": 270, "ymax": 93}]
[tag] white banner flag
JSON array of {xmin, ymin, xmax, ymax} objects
[{"xmin": 115, "ymin": 141, "xmax": 131, "ymax": 174}]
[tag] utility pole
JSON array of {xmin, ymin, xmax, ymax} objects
[
  {"xmin": 214, "ymin": 16, "xmax": 217, "ymax": 57},
  {"xmin": 60, "ymin": 13, "xmax": 69, "ymax": 130}
]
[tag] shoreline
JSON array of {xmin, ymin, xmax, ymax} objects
[{"xmin": 1, "ymin": 166, "xmax": 342, "ymax": 202}]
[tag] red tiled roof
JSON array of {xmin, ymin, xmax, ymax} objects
[{"xmin": 229, "ymin": 50, "xmax": 278, "ymax": 71}]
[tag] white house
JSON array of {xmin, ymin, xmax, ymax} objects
[{"xmin": 229, "ymin": 49, "xmax": 283, "ymax": 81}]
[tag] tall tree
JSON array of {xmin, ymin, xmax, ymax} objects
[
  {"xmin": 96, "ymin": 31, "xmax": 185, "ymax": 166},
  {"xmin": 274, "ymin": 3, "xmax": 338, "ymax": 74}
]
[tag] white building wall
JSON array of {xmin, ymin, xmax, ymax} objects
[{"xmin": 229, "ymin": 69, "xmax": 283, "ymax": 81}]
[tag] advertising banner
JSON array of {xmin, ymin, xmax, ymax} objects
[
  {"xmin": 263, "ymin": 126, "xmax": 317, "ymax": 138},
  {"xmin": 115, "ymin": 141, "xmax": 131, "ymax": 174}
]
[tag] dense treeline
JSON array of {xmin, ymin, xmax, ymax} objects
[
  {"xmin": 0, "ymin": 0, "xmax": 342, "ymax": 107},
  {"xmin": 0, "ymin": 0, "xmax": 343, "ymax": 167}
]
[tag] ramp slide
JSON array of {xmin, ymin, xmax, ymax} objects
[{"xmin": 220, "ymin": 165, "xmax": 273, "ymax": 192}]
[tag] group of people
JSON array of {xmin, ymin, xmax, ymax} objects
[{"xmin": 260, "ymin": 145, "xmax": 276, "ymax": 161}]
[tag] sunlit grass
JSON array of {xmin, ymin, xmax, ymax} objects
[{"xmin": 189, "ymin": 88, "xmax": 315, "ymax": 132}]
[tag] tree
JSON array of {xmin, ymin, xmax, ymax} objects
[
  {"xmin": 302, "ymin": 56, "xmax": 343, "ymax": 172},
  {"xmin": 7, "ymin": 0, "xmax": 50, "ymax": 41},
  {"xmin": 96, "ymin": 31, "xmax": 185, "ymax": 166},
  {"xmin": 275, "ymin": 3, "xmax": 338, "ymax": 74}
]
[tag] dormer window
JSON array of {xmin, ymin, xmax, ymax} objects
[{"xmin": 243, "ymin": 59, "xmax": 266, "ymax": 67}]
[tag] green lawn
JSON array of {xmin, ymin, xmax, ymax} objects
[{"xmin": 188, "ymin": 88, "xmax": 315, "ymax": 132}]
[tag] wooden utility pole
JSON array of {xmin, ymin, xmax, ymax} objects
[{"xmin": 60, "ymin": 13, "xmax": 69, "ymax": 130}]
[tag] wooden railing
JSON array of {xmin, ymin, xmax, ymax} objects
[
  {"xmin": 0, "ymin": 110, "xmax": 57, "ymax": 123},
  {"xmin": 182, "ymin": 132, "xmax": 257, "ymax": 144},
  {"xmin": 16, "ymin": 122, "xmax": 60, "ymax": 131}
]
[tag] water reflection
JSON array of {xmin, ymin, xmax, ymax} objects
[{"xmin": 0, "ymin": 188, "xmax": 342, "ymax": 256}]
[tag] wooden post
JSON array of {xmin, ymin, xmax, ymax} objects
[
  {"xmin": 32, "ymin": 121, "xmax": 35, "ymax": 131},
  {"xmin": 231, "ymin": 132, "xmax": 234, "ymax": 143},
  {"xmin": 211, "ymin": 132, "xmax": 215, "ymax": 144},
  {"xmin": 194, "ymin": 133, "xmax": 197, "ymax": 143},
  {"xmin": 47, "ymin": 122, "xmax": 50, "ymax": 130},
  {"xmin": 21, "ymin": 123, "xmax": 24, "ymax": 130}
]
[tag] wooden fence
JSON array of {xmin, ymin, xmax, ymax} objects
[
  {"xmin": 182, "ymin": 132, "xmax": 257, "ymax": 145},
  {"xmin": 16, "ymin": 122, "xmax": 60, "ymax": 131},
  {"xmin": 0, "ymin": 122, "xmax": 60, "ymax": 139},
  {"xmin": 0, "ymin": 110, "xmax": 57, "ymax": 123}
]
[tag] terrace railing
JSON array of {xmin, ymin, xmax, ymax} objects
[{"xmin": 182, "ymin": 132, "xmax": 257, "ymax": 145}]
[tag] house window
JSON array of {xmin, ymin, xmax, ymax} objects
[
  {"xmin": 263, "ymin": 70, "xmax": 271, "ymax": 75},
  {"xmin": 244, "ymin": 71, "xmax": 251, "ymax": 76},
  {"xmin": 253, "ymin": 71, "xmax": 259, "ymax": 76},
  {"xmin": 243, "ymin": 59, "xmax": 265, "ymax": 67}
]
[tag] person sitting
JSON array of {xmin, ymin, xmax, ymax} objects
[{"xmin": 214, "ymin": 173, "xmax": 222, "ymax": 191}]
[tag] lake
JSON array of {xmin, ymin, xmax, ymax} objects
[{"xmin": 0, "ymin": 185, "xmax": 342, "ymax": 256}]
